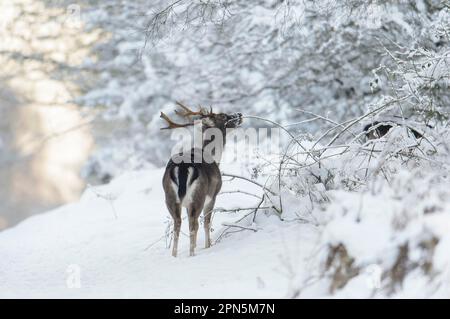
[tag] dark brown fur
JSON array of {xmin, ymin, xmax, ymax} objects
[{"xmin": 162, "ymin": 112, "xmax": 242, "ymax": 257}]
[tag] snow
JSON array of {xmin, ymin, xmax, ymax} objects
[
  {"xmin": 0, "ymin": 167, "xmax": 317, "ymax": 298},
  {"xmin": 2, "ymin": 138, "xmax": 450, "ymax": 298}
]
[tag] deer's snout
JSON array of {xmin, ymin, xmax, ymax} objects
[{"xmin": 227, "ymin": 112, "xmax": 243, "ymax": 127}]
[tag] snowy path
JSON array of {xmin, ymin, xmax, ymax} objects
[{"xmin": 0, "ymin": 169, "xmax": 317, "ymax": 298}]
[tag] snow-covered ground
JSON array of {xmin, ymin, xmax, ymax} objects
[
  {"xmin": 0, "ymin": 167, "xmax": 318, "ymax": 298},
  {"xmin": 2, "ymin": 137, "xmax": 450, "ymax": 299}
]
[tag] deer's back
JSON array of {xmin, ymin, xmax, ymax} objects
[{"xmin": 162, "ymin": 148, "xmax": 222, "ymax": 207}]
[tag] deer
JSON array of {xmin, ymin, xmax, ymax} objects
[{"xmin": 161, "ymin": 102, "xmax": 243, "ymax": 257}]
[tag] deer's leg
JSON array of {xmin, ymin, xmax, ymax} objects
[
  {"xmin": 168, "ymin": 202, "xmax": 182, "ymax": 257},
  {"xmin": 187, "ymin": 205, "xmax": 201, "ymax": 256},
  {"xmin": 203, "ymin": 196, "xmax": 216, "ymax": 249},
  {"xmin": 172, "ymin": 215, "xmax": 182, "ymax": 257}
]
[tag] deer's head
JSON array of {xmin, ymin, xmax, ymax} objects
[{"xmin": 160, "ymin": 102, "xmax": 243, "ymax": 131}]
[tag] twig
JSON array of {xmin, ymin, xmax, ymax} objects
[
  {"xmin": 221, "ymin": 223, "xmax": 258, "ymax": 232},
  {"xmin": 326, "ymin": 95, "xmax": 411, "ymax": 148},
  {"xmin": 87, "ymin": 185, "xmax": 119, "ymax": 219},
  {"xmin": 219, "ymin": 190, "xmax": 262, "ymax": 199},
  {"xmin": 213, "ymin": 206, "xmax": 272, "ymax": 213},
  {"xmin": 242, "ymin": 115, "xmax": 324, "ymax": 166},
  {"xmin": 221, "ymin": 172, "xmax": 277, "ymax": 196},
  {"xmin": 253, "ymin": 194, "xmax": 266, "ymax": 223}
]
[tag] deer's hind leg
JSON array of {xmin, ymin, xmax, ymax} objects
[
  {"xmin": 187, "ymin": 203, "xmax": 203, "ymax": 256},
  {"xmin": 167, "ymin": 201, "xmax": 182, "ymax": 257}
]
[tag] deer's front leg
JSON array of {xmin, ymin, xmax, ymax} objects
[
  {"xmin": 204, "ymin": 215, "xmax": 211, "ymax": 249},
  {"xmin": 203, "ymin": 197, "xmax": 216, "ymax": 249}
]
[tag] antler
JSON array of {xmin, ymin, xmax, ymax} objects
[
  {"xmin": 160, "ymin": 112, "xmax": 194, "ymax": 130},
  {"xmin": 160, "ymin": 101, "xmax": 215, "ymax": 130},
  {"xmin": 174, "ymin": 101, "xmax": 213, "ymax": 118}
]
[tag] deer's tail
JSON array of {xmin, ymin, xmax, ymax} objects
[
  {"xmin": 170, "ymin": 164, "xmax": 199, "ymax": 200},
  {"xmin": 177, "ymin": 165, "xmax": 189, "ymax": 199}
]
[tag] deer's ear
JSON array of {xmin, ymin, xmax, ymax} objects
[{"xmin": 202, "ymin": 117, "xmax": 215, "ymax": 127}]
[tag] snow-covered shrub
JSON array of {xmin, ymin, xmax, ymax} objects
[
  {"xmin": 73, "ymin": 0, "xmax": 449, "ymax": 179},
  {"xmin": 290, "ymin": 168, "xmax": 450, "ymax": 298},
  {"xmin": 243, "ymin": 105, "xmax": 450, "ymax": 297}
]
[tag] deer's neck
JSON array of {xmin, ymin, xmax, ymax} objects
[{"xmin": 201, "ymin": 126, "xmax": 227, "ymax": 164}]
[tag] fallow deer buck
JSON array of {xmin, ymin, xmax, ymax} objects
[{"xmin": 161, "ymin": 102, "xmax": 243, "ymax": 257}]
